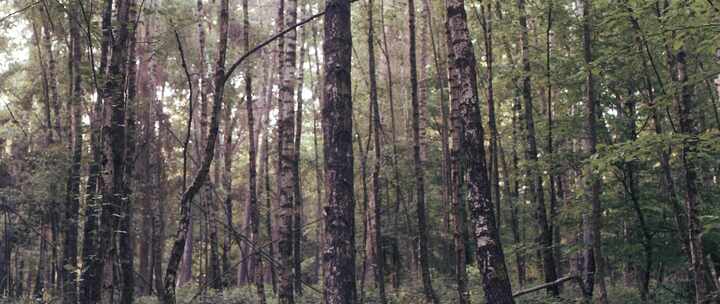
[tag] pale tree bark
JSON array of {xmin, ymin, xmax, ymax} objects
[
  {"xmin": 517, "ymin": 0, "xmax": 559, "ymax": 296},
  {"xmin": 445, "ymin": 0, "xmax": 515, "ymax": 303},
  {"xmin": 277, "ymin": 0, "xmax": 298, "ymax": 301},
  {"xmin": 322, "ymin": 0, "xmax": 357, "ymax": 303}
]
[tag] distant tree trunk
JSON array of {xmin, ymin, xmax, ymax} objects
[
  {"xmin": 479, "ymin": 1, "xmax": 501, "ymax": 232},
  {"xmin": 162, "ymin": 0, "xmax": 228, "ymax": 300},
  {"xmin": 262, "ymin": 98, "xmax": 278, "ymax": 294},
  {"xmin": 293, "ymin": 8, "xmax": 308, "ymax": 294},
  {"xmin": 379, "ymin": 0, "xmax": 403, "ymax": 288},
  {"xmin": 62, "ymin": 1, "xmax": 83, "ymax": 303},
  {"xmin": 244, "ymin": 0, "xmax": 266, "ymax": 300},
  {"xmin": 544, "ymin": 1, "xmax": 562, "ymax": 281},
  {"xmin": 41, "ymin": 5, "xmax": 61, "ymax": 141},
  {"xmin": 311, "ymin": 24, "xmax": 324, "ymax": 283},
  {"xmin": 366, "ymin": 0, "xmax": 386, "ymax": 302},
  {"xmin": 408, "ymin": 0, "xmax": 438, "ymax": 302},
  {"xmin": 277, "ymin": 0, "xmax": 298, "ymax": 301},
  {"xmin": 445, "ymin": 1, "xmax": 515, "ymax": 303},
  {"xmin": 580, "ymin": 1, "xmax": 607, "ymax": 302},
  {"xmin": 517, "ymin": 0, "xmax": 559, "ymax": 296},
  {"xmin": 154, "ymin": 79, "xmax": 168, "ymax": 298},
  {"xmin": 321, "ymin": 1, "xmax": 357, "ymax": 303}
]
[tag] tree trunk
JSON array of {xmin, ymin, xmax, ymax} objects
[
  {"xmin": 445, "ymin": 19, "xmax": 470, "ymax": 304},
  {"xmin": 676, "ymin": 49, "xmax": 711, "ymax": 304},
  {"xmin": 162, "ymin": 0, "xmax": 228, "ymax": 300},
  {"xmin": 62, "ymin": 1, "xmax": 83, "ymax": 303},
  {"xmin": 244, "ymin": 0, "xmax": 266, "ymax": 300},
  {"xmin": 292, "ymin": 7, "xmax": 308, "ymax": 294},
  {"xmin": 321, "ymin": 1, "xmax": 357, "ymax": 303},
  {"xmin": 480, "ymin": 1, "xmax": 501, "ymax": 232},
  {"xmin": 580, "ymin": 1, "xmax": 608, "ymax": 302},
  {"xmin": 517, "ymin": 0, "xmax": 559, "ymax": 296},
  {"xmin": 277, "ymin": 0, "xmax": 297, "ymax": 301},
  {"xmin": 80, "ymin": 0, "xmax": 113, "ymax": 301},
  {"xmin": 445, "ymin": 1, "xmax": 515, "ymax": 303},
  {"xmin": 408, "ymin": 0, "xmax": 438, "ymax": 302},
  {"xmin": 379, "ymin": 0, "xmax": 404, "ymax": 288},
  {"xmin": 366, "ymin": 0, "xmax": 386, "ymax": 301}
]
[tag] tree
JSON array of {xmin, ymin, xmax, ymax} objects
[
  {"xmin": 516, "ymin": 0, "xmax": 559, "ymax": 296},
  {"xmin": 321, "ymin": 0, "xmax": 357, "ymax": 303},
  {"xmin": 580, "ymin": 1, "xmax": 607, "ymax": 302},
  {"xmin": 445, "ymin": 0, "xmax": 515, "ymax": 303},
  {"xmin": 366, "ymin": 0, "xmax": 386, "ymax": 302},
  {"xmin": 407, "ymin": 0, "xmax": 438, "ymax": 302},
  {"xmin": 244, "ymin": 0, "xmax": 266, "ymax": 301},
  {"xmin": 62, "ymin": 1, "xmax": 83, "ymax": 303},
  {"xmin": 162, "ymin": 0, "xmax": 229, "ymax": 301},
  {"xmin": 277, "ymin": 0, "xmax": 298, "ymax": 302}
]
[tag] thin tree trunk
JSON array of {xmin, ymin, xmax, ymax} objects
[
  {"xmin": 408, "ymin": 0, "xmax": 438, "ymax": 302},
  {"xmin": 445, "ymin": 1, "xmax": 515, "ymax": 303},
  {"xmin": 292, "ymin": 7, "xmax": 308, "ymax": 294},
  {"xmin": 580, "ymin": 0, "xmax": 608, "ymax": 302},
  {"xmin": 366, "ymin": 0, "xmax": 386, "ymax": 301},
  {"xmin": 321, "ymin": 1, "xmax": 357, "ymax": 303},
  {"xmin": 379, "ymin": 0, "xmax": 404, "ymax": 288},
  {"xmin": 244, "ymin": 0, "xmax": 266, "ymax": 300},
  {"xmin": 544, "ymin": 1, "xmax": 562, "ymax": 281},
  {"xmin": 62, "ymin": 1, "xmax": 83, "ymax": 302},
  {"xmin": 162, "ymin": 0, "xmax": 228, "ymax": 300},
  {"xmin": 517, "ymin": 0, "xmax": 559, "ymax": 296},
  {"xmin": 480, "ymin": 1, "xmax": 501, "ymax": 232}
]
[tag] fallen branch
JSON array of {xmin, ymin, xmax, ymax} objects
[{"xmin": 512, "ymin": 274, "xmax": 580, "ymax": 298}]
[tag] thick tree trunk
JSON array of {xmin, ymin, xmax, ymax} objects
[
  {"xmin": 277, "ymin": 0, "xmax": 297, "ymax": 302},
  {"xmin": 321, "ymin": 1, "xmax": 357, "ymax": 303},
  {"xmin": 517, "ymin": 0, "xmax": 559, "ymax": 296},
  {"xmin": 408, "ymin": 0, "xmax": 438, "ymax": 302},
  {"xmin": 445, "ymin": 1, "xmax": 515, "ymax": 303}
]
